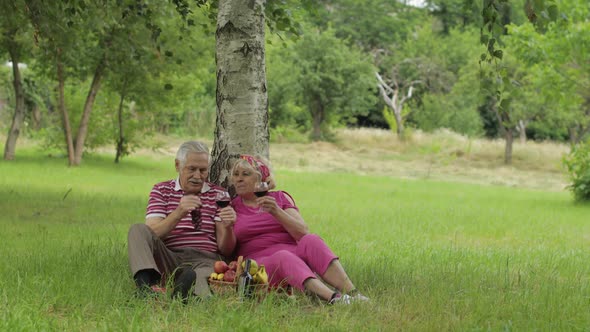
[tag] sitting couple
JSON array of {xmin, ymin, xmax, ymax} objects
[{"xmin": 127, "ymin": 140, "xmax": 369, "ymax": 304}]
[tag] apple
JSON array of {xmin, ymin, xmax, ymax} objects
[
  {"xmin": 214, "ymin": 260, "xmax": 229, "ymax": 274},
  {"xmin": 228, "ymin": 261, "xmax": 238, "ymax": 271},
  {"xmin": 223, "ymin": 269, "xmax": 236, "ymax": 282}
]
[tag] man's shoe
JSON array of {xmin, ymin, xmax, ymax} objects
[{"xmin": 173, "ymin": 269, "xmax": 196, "ymax": 303}]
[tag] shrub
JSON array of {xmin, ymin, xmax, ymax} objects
[
  {"xmin": 270, "ymin": 126, "xmax": 309, "ymax": 144},
  {"xmin": 563, "ymin": 140, "xmax": 590, "ymax": 202}
]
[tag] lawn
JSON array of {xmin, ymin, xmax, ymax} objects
[{"xmin": 1, "ymin": 147, "xmax": 589, "ymax": 331}]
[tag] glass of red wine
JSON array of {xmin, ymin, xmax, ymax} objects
[
  {"xmin": 253, "ymin": 181, "xmax": 269, "ymax": 212},
  {"xmin": 190, "ymin": 209, "xmax": 201, "ymax": 230},
  {"xmin": 215, "ymin": 191, "xmax": 231, "ymax": 209}
]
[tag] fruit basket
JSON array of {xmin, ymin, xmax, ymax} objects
[{"xmin": 208, "ymin": 256, "xmax": 269, "ymax": 297}]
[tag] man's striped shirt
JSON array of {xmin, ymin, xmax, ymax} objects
[{"xmin": 146, "ymin": 179, "xmax": 225, "ymax": 252}]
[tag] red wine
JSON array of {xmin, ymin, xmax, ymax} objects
[
  {"xmin": 254, "ymin": 191, "xmax": 268, "ymax": 197},
  {"xmin": 216, "ymin": 200, "xmax": 230, "ymax": 208}
]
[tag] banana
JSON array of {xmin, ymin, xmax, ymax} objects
[{"xmin": 255, "ymin": 265, "xmax": 268, "ymax": 284}]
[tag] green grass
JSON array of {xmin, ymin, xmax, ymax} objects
[{"xmin": 1, "ymin": 147, "xmax": 589, "ymax": 331}]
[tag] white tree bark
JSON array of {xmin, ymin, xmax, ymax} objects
[
  {"xmin": 516, "ymin": 119, "xmax": 527, "ymax": 144},
  {"xmin": 375, "ymin": 71, "xmax": 419, "ymax": 139},
  {"xmin": 210, "ymin": 0, "xmax": 269, "ymax": 188}
]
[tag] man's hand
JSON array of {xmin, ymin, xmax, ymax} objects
[{"xmin": 178, "ymin": 194, "xmax": 202, "ymax": 214}]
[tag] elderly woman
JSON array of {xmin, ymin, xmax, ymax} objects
[{"xmin": 228, "ymin": 155, "xmax": 368, "ymax": 304}]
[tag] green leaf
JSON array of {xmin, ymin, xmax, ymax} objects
[
  {"xmin": 164, "ymin": 83, "xmax": 173, "ymax": 90},
  {"xmin": 500, "ymin": 98, "xmax": 511, "ymax": 110},
  {"xmin": 533, "ymin": 0, "xmax": 545, "ymax": 11},
  {"xmin": 547, "ymin": 5, "xmax": 558, "ymax": 21},
  {"xmin": 487, "ymin": 38, "xmax": 496, "ymax": 53},
  {"xmin": 492, "ymin": 24, "xmax": 504, "ymax": 37},
  {"xmin": 272, "ymin": 8, "xmax": 285, "ymax": 17},
  {"xmin": 493, "ymin": 49, "xmax": 503, "ymax": 59},
  {"xmin": 481, "ymin": 34, "xmax": 489, "ymax": 45}
]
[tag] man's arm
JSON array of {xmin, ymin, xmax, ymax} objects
[
  {"xmin": 146, "ymin": 195, "xmax": 201, "ymax": 238},
  {"xmin": 145, "ymin": 210, "xmax": 184, "ymax": 238}
]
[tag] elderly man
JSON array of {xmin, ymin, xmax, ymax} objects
[{"xmin": 127, "ymin": 141, "xmax": 236, "ymax": 300}]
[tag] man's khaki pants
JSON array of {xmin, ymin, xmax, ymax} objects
[{"xmin": 128, "ymin": 223, "xmax": 220, "ymax": 297}]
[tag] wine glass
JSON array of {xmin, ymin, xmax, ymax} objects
[
  {"xmin": 215, "ymin": 191, "xmax": 231, "ymax": 208},
  {"xmin": 253, "ymin": 181, "xmax": 269, "ymax": 212},
  {"xmin": 190, "ymin": 209, "xmax": 201, "ymax": 230}
]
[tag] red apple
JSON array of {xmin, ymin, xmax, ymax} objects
[
  {"xmin": 223, "ymin": 269, "xmax": 236, "ymax": 282},
  {"xmin": 214, "ymin": 260, "xmax": 229, "ymax": 274},
  {"xmin": 228, "ymin": 261, "xmax": 238, "ymax": 271}
]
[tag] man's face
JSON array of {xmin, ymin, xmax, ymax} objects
[{"xmin": 175, "ymin": 152, "xmax": 209, "ymax": 194}]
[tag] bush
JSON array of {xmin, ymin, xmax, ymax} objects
[
  {"xmin": 270, "ymin": 125, "xmax": 309, "ymax": 144},
  {"xmin": 563, "ymin": 140, "xmax": 590, "ymax": 202}
]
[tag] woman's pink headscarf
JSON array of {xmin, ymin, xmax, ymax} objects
[{"xmin": 240, "ymin": 155, "xmax": 270, "ymax": 182}]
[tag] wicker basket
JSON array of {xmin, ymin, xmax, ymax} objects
[{"xmin": 208, "ymin": 256, "xmax": 269, "ymax": 297}]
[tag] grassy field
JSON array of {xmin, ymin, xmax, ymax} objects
[{"xmin": 1, "ymin": 137, "xmax": 589, "ymax": 331}]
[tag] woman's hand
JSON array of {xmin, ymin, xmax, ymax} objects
[
  {"xmin": 218, "ymin": 206, "xmax": 236, "ymax": 228},
  {"xmin": 256, "ymin": 195, "xmax": 280, "ymax": 214}
]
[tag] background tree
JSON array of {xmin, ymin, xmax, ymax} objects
[
  {"xmin": 291, "ymin": 27, "xmax": 376, "ymax": 141},
  {"xmin": 540, "ymin": 10, "xmax": 590, "ymax": 143},
  {"xmin": 1, "ymin": 0, "xmax": 31, "ymax": 160}
]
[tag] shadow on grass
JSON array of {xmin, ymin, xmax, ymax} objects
[{"xmin": 0, "ymin": 146, "xmax": 170, "ymax": 174}]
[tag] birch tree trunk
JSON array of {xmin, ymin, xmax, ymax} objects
[
  {"xmin": 210, "ymin": 0, "xmax": 269, "ymax": 188},
  {"xmin": 3, "ymin": 43, "xmax": 26, "ymax": 160}
]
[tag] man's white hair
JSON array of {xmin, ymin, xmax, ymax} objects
[{"xmin": 176, "ymin": 141, "xmax": 209, "ymax": 166}]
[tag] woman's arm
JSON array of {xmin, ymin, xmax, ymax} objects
[{"xmin": 257, "ymin": 193, "xmax": 309, "ymax": 241}]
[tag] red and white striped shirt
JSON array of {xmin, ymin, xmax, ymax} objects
[{"xmin": 146, "ymin": 179, "xmax": 226, "ymax": 252}]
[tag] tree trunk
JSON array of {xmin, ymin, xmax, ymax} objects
[
  {"xmin": 375, "ymin": 72, "xmax": 410, "ymax": 140},
  {"xmin": 210, "ymin": 0, "xmax": 269, "ymax": 188},
  {"xmin": 32, "ymin": 105, "xmax": 41, "ymax": 130},
  {"xmin": 57, "ymin": 50, "xmax": 75, "ymax": 166},
  {"xmin": 517, "ymin": 119, "xmax": 527, "ymax": 144},
  {"xmin": 3, "ymin": 45, "xmax": 26, "ymax": 161},
  {"xmin": 568, "ymin": 126, "xmax": 578, "ymax": 144},
  {"xmin": 73, "ymin": 56, "xmax": 105, "ymax": 165},
  {"xmin": 311, "ymin": 102, "xmax": 324, "ymax": 141},
  {"xmin": 394, "ymin": 110, "xmax": 404, "ymax": 139},
  {"xmin": 115, "ymin": 90, "xmax": 126, "ymax": 164},
  {"xmin": 504, "ymin": 129, "xmax": 513, "ymax": 165}
]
